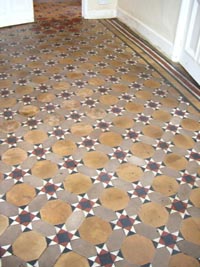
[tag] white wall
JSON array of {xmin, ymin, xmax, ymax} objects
[
  {"xmin": 82, "ymin": 0, "xmax": 117, "ymax": 19},
  {"xmin": 117, "ymin": 0, "xmax": 182, "ymax": 59},
  {"xmin": 0, "ymin": 0, "xmax": 34, "ymax": 28}
]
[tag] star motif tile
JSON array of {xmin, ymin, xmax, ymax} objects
[
  {"xmin": 88, "ymin": 244, "xmax": 123, "ymax": 267},
  {"xmin": 91, "ymin": 170, "xmax": 117, "ymax": 188},
  {"xmin": 111, "ymin": 210, "xmax": 140, "ymax": 235},
  {"xmin": 71, "ymin": 193, "xmax": 100, "ymax": 216},
  {"xmin": 166, "ymin": 197, "xmax": 192, "ymax": 218},
  {"xmin": 177, "ymin": 171, "xmax": 199, "ymax": 188},
  {"xmin": 9, "ymin": 206, "xmax": 40, "ymax": 231},
  {"xmin": 4, "ymin": 166, "xmax": 31, "ymax": 183},
  {"xmin": 109, "ymin": 148, "xmax": 130, "ymax": 163},
  {"xmin": 22, "ymin": 117, "xmax": 43, "ymax": 129},
  {"xmin": 153, "ymin": 228, "xmax": 183, "ymax": 254},
  {"xmin": 36, "ymin": 178, "xmax": 64, "ymax": 200},
  {"xmin": 59, "ymin": 156, "xmax": 82, "ymax": 174},
  {"xmin": 47, "ymin": 225, "xmax": 79, "ymax": 253},
  {"xmin": 48, "ymin": 126, "xmax": 69, "ymax": 140},
  {"xmin": 28, "ymin": 145, "xmax": 51, "ymax": 160},
  {"xmin": 77, "ymin": 137, "xmax": 99, "ymax": 151},
  {"xmin": 1, "ymin": 134, "xmax": 23, "ymax": 148},
  {"xmin": 128, "ymin": 182, "xmax": 152, "ymax": 203}
]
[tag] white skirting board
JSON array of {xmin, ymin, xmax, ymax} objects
[{"xmin": 117, "ymin": 7, "xmax": 174, "ymax": 60}]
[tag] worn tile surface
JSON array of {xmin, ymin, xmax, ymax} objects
[{"xmin": 0, "ymin": 1, "xmax": 200, "ymax": 266}]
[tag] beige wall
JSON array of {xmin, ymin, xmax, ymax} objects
[
  {"xmin": 83, "ymin": 0, "xmax": 117, "ymax": 18},
  {"xmin": 117, "ymin": 0, "xmax": 181, "ymax": 43},
  {"xmin": 87, "ymin": 0, "xmax": 117, "ymax": 11}
]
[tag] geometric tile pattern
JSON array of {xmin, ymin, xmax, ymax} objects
[{"xmin": 0, "ymin": 1, "xmax": 200, "ymax": 267}]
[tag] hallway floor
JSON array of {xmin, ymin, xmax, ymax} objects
[{"xmin": 0, "ymin": 1, "xmax": 200, "ymax": 267}]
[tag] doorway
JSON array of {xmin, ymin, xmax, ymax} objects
[{"xmin": 33, "ymin": 0, "xmax": 82, "ymax": 21}]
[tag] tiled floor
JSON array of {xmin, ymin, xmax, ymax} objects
[{"xmin": 0, "ymin": 1, "xmax": 200, "ymax": 267}]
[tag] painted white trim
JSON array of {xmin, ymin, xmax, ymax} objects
[
  {"xmin": 171, "ymin": 0, "xmax": 191, "ymax": 62},
  {"xmin": 117, "ymin": 7, "xmax": 174, "ymax": 59},
  {"xmin": 83, "ymin": 8, "xmax": 117, "ymax": 19},
  {"xmin": 81, "ymin": 0, "xmax": 87, "ymax": 18}
]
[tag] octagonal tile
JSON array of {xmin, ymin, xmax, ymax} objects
[
  {"xmin": 86, "ymin": 107, "xmax": 106, "ymax": 119},
  {"xmin": 0, "ymin": 120, "xmax": 20, "ymax": 133},
  {"xmin": 135, "ymin": 90, "xmax": 152, "ymax": 100},
  {"xmin": 52, "ymin": 140, "xmax": 77, "ymax": 156},
  {"xmin": 125, "ymin": 102, "xmax": 144, "ymax": 113},
  {"xmin": 61, "ymin": 100, "xmax": 80, "ymax": 111},
  {"xmin": 70, "ymin": 123, "xmax": 93, "ymax": 137},
  {"xmin": 6, "ymin": 183, "xmax": 36, "ymax": 206},
  {"xmin": 113, "ymin": 116, "xmax": 134, "ymax": 128},
  {"xmin": 173, "ymin": 134, "xmax": 195, "ymax": 149},
  {"xmin": 116, "ymin": 163, "xmax": 143, "ymax": 182},
  {"xmin": 164, "ymin": 154, "xmax": 187, "ymax": 170},
  {"xmin": 152, "ymin": 175, "xmax": 179, "ymax": 196},
  {"xmin": 130, "ymin": 142, "xmax": 154, "ymax": 159},
  {"xmin": 83, "ymin": 151, "xmax": 109, "ymax": 169},
  {"xmin": 100, "ymin": 187, "xmax": 129, "ymax": 211},
  {"xmin": 144, "ymin": 79, "xmax": 160, "ymax": 89},
  {"xmin": 44, "ymin": 113, "xmax": 64, "ymax": 126},
  {"xmin": 161, "ymin": 98, "xmax": 178, "ymax": 108},
  {"xmin": 169, "ymin": 253, "xmax": 200, "ymax": 267},
  {"xmin": 0, "ymin": 97, "xmax": 16, "ymax": 108},
  {"xmin": 76, "ymin": 88, "xmax": 93, "ymax": 97},
  {"xmin": 16, "ymin": 85, "xmax": 33, "ymax": 95},
  {"xmin": 181, "ymin": 118, "xmax": 200, "ymax": 131},
  {"xmin": 180, "ymin": 217, "xmax": 200, "ymax": 245},
  {"xmin": 40, "ymin": 199, "xmax": 72, "ymax": 225},
  {"xmin": 55, "ymin": 252, "xmax": 89, "ymax": 267},
  {"xmin": 139, "ymin": 202, "xmax": 169, "ymax": 227},
  {"xmin": 64, "ymin": 173, "xmax": 92, "ymax": 194},
  {"xmin": 152, "ymin": 110, "xmax": 171, "ymax": 122},
  {"xmin": 99, "ymin": 95, "xmax": 118, "ymax": 105},
  {"xmin": 13, "ymin": 231, "xmax": 47, "ymax": 261},
  {"xmin": 19, "ymin": 105, "xmax": 39, "ymax": 117},
  {"xmin": 99, "ymin": 132, "xmax": 122, "ymax": 147},
  {"xmin": 190, "ymin": 188, "xmax": 200, "ymax": 208},
  {"xmin": 2, "ymin": 148, "xmax": 27, "ymax": 165},
  {"xmin": 121, "ymin": 234, "xmax": 155, "ymax": 265},
  {"xmin": 24, "ymin": 130, "xmax": 48, "ymax": 144},
  {"xmin": 37, "ymin": 93, "xmax": 55, "ymax": 103},
  {"xmin": 0, "ymin": 214, "xmax": 9, "ymax": 235},
  {"xmin": 31, "ymin": 160, "xmax": 58, "ymax": 179},
  {"xmin": 143, "ymin": 125, "xmax": 163, "ymax": 139},
  {"xmin": 79, "ymin": 216, "xmax": 112, "ymax": 245}
]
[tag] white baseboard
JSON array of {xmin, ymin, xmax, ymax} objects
[
  {"xmin": 117, "ymin": 7, "xmax": 174, "ymax": 59},
  {"xmin": 84, "ymin": 9, "xmax": 117, "ymax": 19}
]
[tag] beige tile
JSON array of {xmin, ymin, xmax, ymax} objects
[
  {"xmin": 63, "ymin": 173, "xmax": 92, "ymax": 194},
  {"xmin": 52, "ymin": 140, "xmax": 77, "ymax": 156},
  {"xmin": 169, "ymin": 253, "xmax": 200, "ymax": 267},
  {"xmin": 121, "ymin": 234, "xmax": 155, "ymax": 265},
  {"xmin": 100, "ymin": 187, "xmax": 129, "ymax": 211},
  {"xmin": 40, "ymin": 199, "xmax": 72, "ymax": 225},
  {"xmin": 83, "ymin": 151, "xmax": 109, "ymax": 169},
  {"xmin": 79, "ymin": 216, "xmax": 112, "ymax": 245},
  {"xmin": 139, "ymin": 202, "xmax": 169, "ymax": 227},
  {"xmin": 6, "ymin": 183, "xmax": 36, "ymax": 206},
  {"xmin": 180, "ymin": 218, "xmax": 200, "ymax": 245},
  {"xmin": 12, "ymin": 231, "xmax": 47, "ymax": 261},
  {"xmin": 2, "ymin": 148, "xmax": 27, "ymax": 165},
  {"xmin": 31, "ymin": 160, "xmax": 58, "ymax": 179},
  {"xmin": 55, "ymin": 252, "xmax": 89, "ymax": 267}
]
